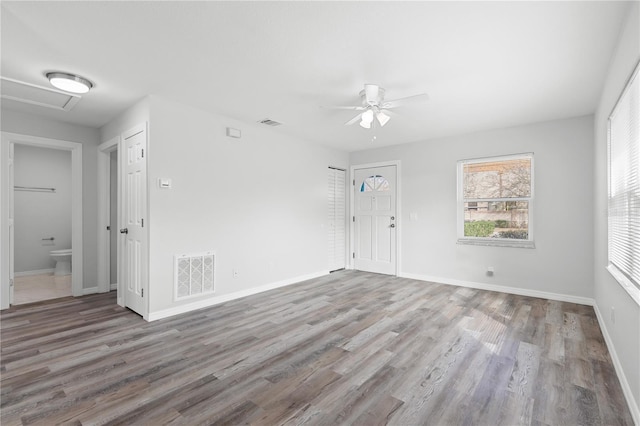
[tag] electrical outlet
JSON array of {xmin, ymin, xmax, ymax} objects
[
  {"xmin": 610, "ymin": 306, "xmax": 615, "ymax": 324},
  {"xmin": 233, "ymin": 269, "xmax": 239, "ymax": 278}
]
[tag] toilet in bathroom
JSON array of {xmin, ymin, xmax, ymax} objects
[{"xmin": 50, "ymin": 249, "xmax": 72, "ymax": 276}]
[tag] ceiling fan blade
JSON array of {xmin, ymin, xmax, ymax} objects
[
  {"xmin": 345, "ymin": 113, "xmax": 362, "ymax": 126},
  {"xmin": 381, "ymin": 93, "xmax": 429, "ymax": 109},
  {"xmin": 322, "ymin": 105, "xmax": 365, "ymax": 110}
]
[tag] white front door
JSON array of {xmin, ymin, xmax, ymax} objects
[
  {"xmin": 121, "ymin": 125, "xmax": 147, "ymax": 316},
  {"xmin": 353, "ymin": 165, "xmax": 397, "ymax": 275},
  {"xmin": 328, "ymin": 167, "xmax": 346, "ymax": 272}
]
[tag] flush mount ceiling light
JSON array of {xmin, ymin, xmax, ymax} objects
[{"xmin": 46, "ymin": 72, "xmax": 93, "ymax": 94}]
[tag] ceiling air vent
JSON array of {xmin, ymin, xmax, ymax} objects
[{"xmin": 258, "ymin": 118, "xmax": 282, "ymax": 127}]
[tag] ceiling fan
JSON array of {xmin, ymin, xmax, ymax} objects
[{"xmin": 327, "ymin": 84, "xmax": 428, "ymax": 129}]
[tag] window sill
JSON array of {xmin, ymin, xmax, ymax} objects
[
  {"xmin": 457, "ymin": 238, "xmax": 535, "ymax": 249},
  {"xmin": 606, "ymin": 264, "xmax": 640, "ymax": 306}
]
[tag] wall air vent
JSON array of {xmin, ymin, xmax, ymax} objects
[
  {"xmin": 258, "ymin": 118, "xmax": 282, "ymax": 127},
  {"xmin": 174, "ymin": 251, "xmax": 215, "ymax": 300},
  {"xmin": 0, "ymin": 76, "xmax": 81, "ymax": 111}
]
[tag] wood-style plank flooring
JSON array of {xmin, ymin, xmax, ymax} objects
[{"xmin": 1, "ymin": 270, "xmax": 634, "ymax": 425}]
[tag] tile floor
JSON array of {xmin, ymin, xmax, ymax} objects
[{"xmin": 13, "ymin": 273, "xmax": 72, "ymax": 305}]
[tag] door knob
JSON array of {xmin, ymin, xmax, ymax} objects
[
  {"xmin": 120, "ymin": 228, "xmax": 128, "ymax": 234},
  {"xmin": 390, "ymin": 224, "xmax": 395, "ymax": 228}
]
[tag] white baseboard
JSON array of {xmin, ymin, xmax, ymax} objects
[
  {"xmin": 81, "ymin": 286, "xmax": 99, "ymax": 295},
  {"xmin": 14, "ymin": 269, "xmax": 54, "ymax": 277},
  {"xmin": 147, "ymin": 270, "xmax": 329, "ymax": 322},
  {"xmin": 82, "ymin": 285, "xmax": 115, "ymax": 295},
  {"xmin": 399, "ymin": 272, "xmax": 595, "ymax": 306},
  {"xmin": 592, "ymin": 303, "xmax": 640, "ymax": 425}
]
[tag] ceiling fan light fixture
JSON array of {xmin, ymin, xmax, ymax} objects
[
  {"xmin": 46, "ymin": 72, "xmax": 93, "ymax": 94},
  {"xmin": 376, "ymin": 111, "xmax": 391, "ymax": 127},
  {"xmin": 361, "ymin": 109, "xmax": 374, "ymax": 123},
  {"xmin": 329, "ymin": 84, "xmax": 426, "ymax": 130},
  {"xmin": 360, "ymin": 109, "xmax": 374, "ymax": 128}
]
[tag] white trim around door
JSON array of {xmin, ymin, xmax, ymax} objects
[
  {"xmin": 349, "ymin": 160, "xmax": 401, "ymax": 276},
  {"xmin": 97, "ymin": 136, "xmax": 121, "ymax": 304},
  {"xmin": 1, "ymin": 132, "xmax": 83, "ymax": 309}
]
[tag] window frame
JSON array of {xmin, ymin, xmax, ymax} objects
[
  {"xmin": 457, "ymin": 153, "xmax": 535, "ymax": 248},
  {"xmin": 606, "ymin": 60, "xmax": 640, "ymax": 305}
]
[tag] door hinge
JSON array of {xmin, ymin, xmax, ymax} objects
[
  {"xmin": 353, "ymin": 179, "xmax": 355, "ymax": 186},
  {"xmin": 141, "ymin": 218, "xmax": 144, "ymax": 227},
  {"xmin": 9, "ymin": 279, "xmax": 14, "ymax": 287},
  {"xmin": 141, "ymin": 148, "xmax": 144, "ymax": 158},
  {"xmin": 352, "ymin": 253, "xmax": 355, "ymax": 259},
  {"xmin": 353, "ymin": 216, "xmax": 355, "ymax": 222},
  {"xmin": 141, "ymin": 288, "xmax": 144, "ymax": 297}
]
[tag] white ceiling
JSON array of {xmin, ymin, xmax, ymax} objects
[{"xmin": 0, "ymin": 1, "xmax": 631, "ymax": 152}]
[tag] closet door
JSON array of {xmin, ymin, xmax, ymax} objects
[
  {"xmin": 121, "ymin": 124, "xmax": 147, "ymax": 317},
  {"xmin": 328, "ymin": 167, "xmax": 346, "ymax": 272}
]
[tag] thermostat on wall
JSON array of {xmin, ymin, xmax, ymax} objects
[{"xmin": 158, "ymin": 178, "xmax": 172, "ymax": 189}]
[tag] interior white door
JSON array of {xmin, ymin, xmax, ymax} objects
[
  {"xmin": 353, "ymin": 165, "xmax": 397, "ymax": 275},
  {"xmin": 8, "ymin": 143, "xmax": 14, "ymax": 304},
  {"xmin": 121, "ymin": 125, "xmax": 147, "ymax": 316},
  {"xmin": 328, "ymin": 167, "xmax": 346, "ymax": 271}
]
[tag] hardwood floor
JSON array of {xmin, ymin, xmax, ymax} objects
[{"xmin": 1, "ymin": 270, "xmax": 633, "ymax": 425}]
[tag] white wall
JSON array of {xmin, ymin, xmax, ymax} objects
[
  {"xmin": 1, "ymin": 109, "xmax": 100, "ymax": 289},
  {"xmin": 146, "ymin": 96, "xmax": 349, "ymax": 314},
  {"xmin": 593, "ymin": 1, "xmax": 640, "ymax": 419},
  {"xmin": 99, "ymin": 97, "xmax": 150, "ymax": 143},
  {"xmin": 351, "ymin": 115, "xmax": 594, "ymax": 300},
  {"xmin": 14, "ymin": 145, "xmax": 71, "ymax": 272}
]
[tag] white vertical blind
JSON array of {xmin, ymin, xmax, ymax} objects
[
  {"xmin": 608, "ymin": 62, "xmax": 640, "ymax": 289},
  {"xmin": 328, "ymin": 168, "xmax": 346, "ymax": 271}
]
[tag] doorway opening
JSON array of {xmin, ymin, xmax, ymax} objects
[
  {"xmin": 97, "ymin": 136, "xmax": 121, "ymax": 305},
  {"xmin": 97, "ymin": 123, "xmax": 148, "ymax": 319},
  {"xmin": 1, "ymin": 132, "xmax": 83, "ymax": 309},
  {"xmin": 13, "ymin": 145, "xmax": 72, "ymax": 304}
]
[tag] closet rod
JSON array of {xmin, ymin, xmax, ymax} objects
[{"xmin": 14, "ymin": 186, "xmax": 56, "ymax": 193}]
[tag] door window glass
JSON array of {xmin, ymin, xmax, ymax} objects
[{"xmin": 360, "ymin": 175, "xmax": 390, "ymax": 192}]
